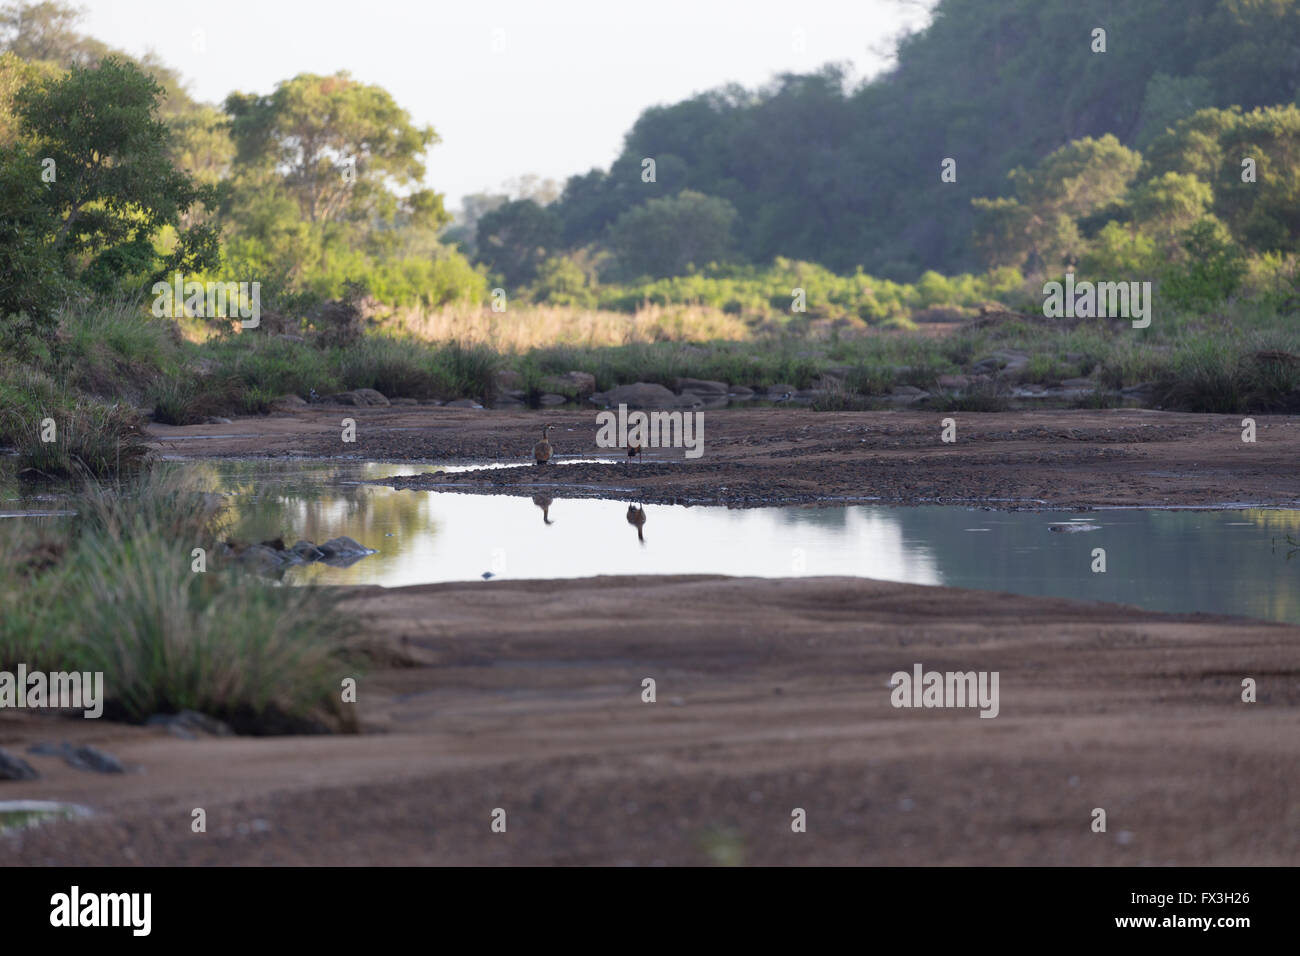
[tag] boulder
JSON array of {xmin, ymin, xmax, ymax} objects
[
  {"xmin": 496, "ymin": 369, "xmax": 524, "ymax": 390},
  {"xmin": 62, "ymin": 744, "xmax": 125, "ymax": 774},
  {"xmin": 675, "ymin": 377, "xmax": 729, "ymax": 396},
  {"xmin": 0, "ymin": 748, "xmax": 38, "ymax": 781},
  {"xmin": 589, "ymin": 382, "xmax": 684, "ymax": 409},
  {"xmin": 270, "ymin": 394, "xmax": 308, "ymax": 411},
  {"xmin": 317, "ymin": 536, "xmax": 370, "ymax": 558},
  {"xmin": 241, "ymin": 544, "xmax": 286, "ymax": 571},
  {"xmin": 443, "ymin": 398, "xmax": 484, "ymax": 409},
  {"xmin": 291, "ymin": 540, "xmax": 325, "ymax": 561},
  {"xmin": 540, "ymin": 371, "xmax": 597, "ymax": 397},
  {"xmin": 146, "ymin": 710, "xmax": 233, "ymax": 739},
  {"xmin": 538, "ymin": 393, "xmax": 569, "ymax": 406},
  {"xmin": 938, "ymin": 374, "xmax": 971, "ymax": 390},
  {"xmin": 328, "ymin": 389, "xmax": 389, "ymax": 407}
]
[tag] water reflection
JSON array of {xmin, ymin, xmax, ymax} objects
[
  {"xmin": 18, "ymin": 459, "xmax": 1293, "ymax": 626},
  {"xmin": 532, "ymin": 494, "xmax": 554, "ymax": 525},
  {"xmin": 626, "ymin": 503, "xmax": 647, "ymax": 543}
]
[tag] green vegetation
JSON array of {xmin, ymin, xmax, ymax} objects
[{"xmin": 0, "ymin": 469, "xmax": 356, "ymax": 732}]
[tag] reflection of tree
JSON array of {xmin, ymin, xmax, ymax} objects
[
  {"xmin": 1244, "ymin": 509, "xmax": 1300, "ymax": 533},
  {"xmin": 180, "ymin": 461, "xmax": 438, "ymax": 548}
]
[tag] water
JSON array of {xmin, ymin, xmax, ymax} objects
[{"xmin": 162, "ymin": 460, "xmax": 1300, "ymax": 626}]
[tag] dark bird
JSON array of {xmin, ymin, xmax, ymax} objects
[
  {"xmin": 534, "ymin": 424, "xmax": 554, "ymax": 465},
  {"xmin": 626, "ymin": 442, "xmax": 642, "ymax": 472}
]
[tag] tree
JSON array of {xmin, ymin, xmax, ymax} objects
[
  {"xmin": 608, "ymin": 191, "xmax": 737, "ymax": 280},
  {"xmin": 224, "ymin": 71, "xmax": 444, "ymax": 230},
  {"xmin": 474, "ymin": 199, "xmax": 561, "ymax": 287},
  {"xmin": 972, "ymin": 135, "xmax": 1141, "ymax": 274},
  {"xmin": 0, "ymin": 1, "xmax": 110, "ymax": 67},
  {"xmin": 11, "ymin": 55, "xmax": 218, "ymax": 297}
]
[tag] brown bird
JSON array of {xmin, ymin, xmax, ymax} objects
[
  {"xmin": 534, "ymin": 424, "xmax": 554, "ymax": 465},
  {"xmin": 532, "ymin": 493, "xmax": 554, "ymax": 525},
  {"xmin": 625, "ymin": 442, "xmax": 642, "ymax": 472},
  {"xmin": 626, "ymin": 503, "xmax": 646, "ymax": 543}
]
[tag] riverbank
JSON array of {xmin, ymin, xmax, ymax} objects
[
  {"xmin": 2, "ymin": 574, "xmax": 1296, "ymax": 864},
  {"xmin": 148, "ymin": 407, "xmax": 1300, "ymax": 509}
]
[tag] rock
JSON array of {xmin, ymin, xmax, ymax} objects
[
  {"xmin": 62, "ymin": 744, "xmax": 125, "ymax": 774},
  {"xmin": 242, "ymin": 544, "xmax": 286, "ymax": 570},
  {"xmin": 317, "ymin": 536, "xmax": 371, "ymax": 558},
  {"xmin": 675, "ymin": 378, "xmax": 729, "ymax": 396},
  {"xmin": 538, "ymin": 393, "xmax": 569, "ymax": 406},
  {"xmin": 938, "ymin": 374, "xmax": 971, "ymax": 389},
  {"xmin": 270, "ymin": 394, "xmax": 308, "ymax": 411},
  {"xmin": 291, "ymin": 540, "xmax": 325, "ymax": 561},
  {"xmin": 443, "ymin": 398, "xmax": 484, "ymax": 409},
  {"xmin": 540, "ymin": 371, "xmax": 597, "ymax": 397},
  {"xmin": 328, "ymin": 388, "xmax": 389, "ymax": 407},
  {"xmin": 886, "ymin": 386, "xmax": 930, "ymax": 404},
  {"xmin": 496, "ymin": 369, "xmax": 524, "ymax": 390},
  {"xmin": 0, "ymin": 748, "xmax": 39, "ymax": 781},
  {"xmin": 589, "ymin": 382, "xmax": 687, "ymax": 409},
  {"xmin": 145, "ymin": 710, "xmax": 233, "ymax": 739}
]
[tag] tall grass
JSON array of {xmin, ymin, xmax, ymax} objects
[
  {"xmin": 0, "ymin": 471, "xmax": 356, "ymax": 732},
  {"xmin": 384, "ymin": 303, "xmax": 753, "ymax": 351}
]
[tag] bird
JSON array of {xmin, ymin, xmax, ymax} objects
[
  {"xmin": 534, "ymin": 424, "xmax": 554, "ymax": 466},
  {"xmin": 625, "ymin": 442, "xmax": 642, "ymax": 473},
  {"xmin": 626, "ymin": 503, "xmax": 646, "ymax": 543},
  {"xmin": 532, "ymin": 493, "xmax": 554, "ymax": 525}
]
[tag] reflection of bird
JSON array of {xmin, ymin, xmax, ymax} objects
[
  {"xmin": 626, "ymin": 503, "xmax": 646, "ymax": 543},
  {"xmin": 532, "ymin": 493, "xmax": 554, "ymax": 525},
  {"xmin": 534, "ymin": 424, "xmax": 554, "ymax": 465}
]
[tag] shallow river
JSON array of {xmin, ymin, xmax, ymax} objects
[{"xmin": 144, "ymin": 459, "xmax": 1300, "ymax": 627}]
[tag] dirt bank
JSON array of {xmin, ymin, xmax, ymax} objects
[
  {"xmin": 3, "ymin": 575, "xmax": 1297, "ymax": 865},
  {"xmin": 147, "ymin": 407, "xmax": 1300, "ymax": 508}
]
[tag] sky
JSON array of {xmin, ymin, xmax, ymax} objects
[{"xmin": 80, "ymin": 0, "xmax": 935, "ymax": 212}]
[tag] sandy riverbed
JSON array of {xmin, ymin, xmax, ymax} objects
[{"xmin": 2, "ymin": 408, "xmax": 1297, "ymax": 865}]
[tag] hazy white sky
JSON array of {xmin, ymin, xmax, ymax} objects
[{"xmin": 80, "ymin": 0, "xmax": 934, "ymax": 210}]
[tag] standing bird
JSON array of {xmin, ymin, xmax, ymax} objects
[
  {"xmin": 626, "ymin": 503, "xmax": 646, "ymax": 543},
  {"xmin": 534, "ymin": 424, "xmax": 554, "ymax": 466},
  {"xmin": 625, "ymin": 442, "xmax": 642, "ymax": 473}
]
